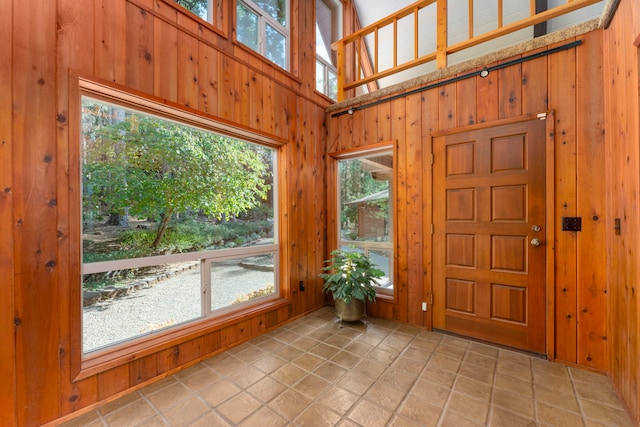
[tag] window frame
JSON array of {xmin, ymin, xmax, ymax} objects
[
  {"xmin": 236, "ymin": 0, "xmax": 291, "ymax": 70},
  {"xmin": 315, "ymin": 0, "xmax": 341, "ymax": 100},
  {"xmin": 316, "ymin": 55, "xmax": 338, "ymax": 100},
  {"xmin": 70, "ymin": 76, "xmax": 289, "ymax": 380},
  {"xmin": 329, "ymin": 142, "xmax": 397, "ymax": 299},
  {"xmin": 167, "ymin": 0, "xmax": 228, "ymax": 37}
]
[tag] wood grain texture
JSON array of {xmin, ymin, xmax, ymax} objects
[
  {"xmin": 603, "ymin": 0, "xmax": 640, "ymax": 423},
  {"xmin": 575, "ymin": 31, "xmax": 607, "ymax": 371},
  {"xmin": 327, "ymin": 33, "xmax": 611, "ymax": 372},
  {"xmin": 57, "ymin": 0, "xmax": 98, "ymax": 416},
  {"xmin": 12, "ymin": 1, "xmax": 61, "ymax": 424},
  {"xmin": 4, "ymin": 0, "xmax": 331, "ymax": 424},
  {"xmin": 126, "ymin": 3, "xmax": 155, "ymax": 94},
  {"xmin": 0, "ymin": 0, "xmax": 15, "ymax": 424},
  {"xmin": 548, "ymin": 39, "xmax": 578, "ymax": 363},
  {"xmin": 405, "ymin": 93, "xmax": 424, "ymax": 326}
]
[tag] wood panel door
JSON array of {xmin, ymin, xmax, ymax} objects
[{"xmin": 433, "ymin": 117, "xmax": 547, "ymax": 354}]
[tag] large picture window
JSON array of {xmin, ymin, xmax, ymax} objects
[
  {"xmin": 236, "ymin": 0, "xmax": 289, "ymax": 69},
  {"xmin": 336, "ymin": 148, "xmax": 394, "ymax": 295},
  {"xmin": 81, "ymin": 96, "xmax": 278, "ymax": 354}
]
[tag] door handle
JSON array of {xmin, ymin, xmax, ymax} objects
[{"xmin": 530, "ymin": 238, "xmax": 542, "ymax": 247}]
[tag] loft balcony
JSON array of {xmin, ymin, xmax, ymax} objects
[{"xmin": 332, "ymin": 0, "xmax": 610, "ymax": 101}]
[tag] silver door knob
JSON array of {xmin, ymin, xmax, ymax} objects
[{"xmin": 530, "ymin": 238, "xmax": 542, "ymax": 247}]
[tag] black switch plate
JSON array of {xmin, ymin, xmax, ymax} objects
[{"xmin": 562, "ymin": 217, "xmax": 582, "ymax": 231}]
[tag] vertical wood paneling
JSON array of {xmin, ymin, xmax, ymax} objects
[
  {"xmin": 422, "ymin": 90, "xmax": 438, "ymax": 328},
  {"xmin": 548, "ymin": 41, "xmax": 578, "ymax": 363},
  {"xmin": 0, "ymin": 0, "xmax": 15, "ymax": 424},
  {"xmin": 391, "ymin": 98, "xmax": 408, "ymax": 322},
  {"xmin": 327, "ymin": 110, "xmax": 340, "ymax": 153},
  {"xmin": 201, "ymin": 330, "xmax": 222, "ymax": 357},
  {"xmin": 377, "ymin": 102, "xmax": 391, "ymax": 142},
  {"xmin": 198, "ymin": 43, "xmax": 219, "ymax": 116},
  {"xmin": 363, "ymin": 105, "xmax": 378, "ymax": 145},
  {"xmin": 456, "ymin": 77, "xmax": 477, "ymax": 126},
  {"xmin": 575, "ymin": 31, "xmax": 607, "ymax": 371},
  {"xmin": 328, "ymin": 34, "xmax": 615, "ymax": 380},
  {"xmin": 498, "ymin": 58, "xmax": 522, "ymax": 119},
  {"xmin": 94, "ymin": 0, "xmax": 127, "ymax": 84},
  {"xmin": 153, "ymin": 20, "xmax": 178, "ymax": 102},
  {"xmin": 291, "ymin": 97, "xmax": 308, "ymax": 314},
  {"xmin": 438, "ymin": 82, "xmax": 456, "ymax": 130},
  {"xmin": 218, "ymin": 54, "xmax": 231, "ymax": 120},
  {"xmin": 248, "ymin": 69, "xmax": 262, "ymax": 130},
  {"xmin": 126, "ymin": 3, "xmax": 155, "ymax": 94},
  {"xmin": 98, "ymin": 365, "xmax": 130, "ymax": 401},
  {"xmin": 156, "ymin": 345, "xmax": 181, "ymax": 373},
  {"xmin": 263, "ymin": 78, "xmax": 275, "ymax": 135},
  {"xmin": 521, "ymin": 47, "xmax": 548, "ymax": 114},
  {"xmin": 338, "ymin": 113, "xmax": 353, "ymax": 151},
  {"xmin": 405, "ymin": 93, "xmax": 424, "ymax": 325},
  {"xmin": 12, "ymin": 1, "xmax": 59, "ymax": 423},
  {"xmin": 57, "ymin": 0, "xmax": 98, "ymax": 416},
  {"xmin": 129, "ymin": 354, "xmax": 158, "ymax": 387},
  {"xmin": 6, "ymin": 0, "xmax": 333, "ymax": 424},
  {"xmin": 604, "ymin": 0, "xmax": 640, "ymax": 422},
  {"xmin": 476, "ymin": 68, "xmax": 499, "ymax": 123},
  {"xmin": 313, "ymin": 107, "xmax": 327, "ymax": 309},
  {"xmin": 352, "ymin": 107, "xmax": 364, "ymax": 147},
  {"xmin": 179, "ymin": 338, "xmax": 203, "ymax": 365},
  {"xmin": 177, "ymin": 32, "xmax": 200, "ymax": 108}
]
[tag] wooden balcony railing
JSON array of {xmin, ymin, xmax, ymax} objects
[{"xmin": 332, "ymin": 0, "xmax": 602, "ymax": 101}]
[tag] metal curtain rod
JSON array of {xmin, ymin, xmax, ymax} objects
[{"xmin": 331, "ymin": 39, "xmax": 583, "ymax": 118}]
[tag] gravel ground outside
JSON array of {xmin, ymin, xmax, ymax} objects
[{"xmin": 83, "ymin": 258, "xmax": 274, "ymax": 353}]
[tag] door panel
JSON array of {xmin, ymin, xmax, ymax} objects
[{"xmin": 433, "ymin": 118, "xmax": 546, "ymax": 353}]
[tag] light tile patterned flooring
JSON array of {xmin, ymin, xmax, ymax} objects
[{"xmin": 62, "ymin": 307, "xmax": 636, "ymax": 427}]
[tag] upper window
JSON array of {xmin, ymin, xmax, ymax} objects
[
  {"xmin": 336, "ymin": 149, "xmax": 394, "ymax": 295},
  {"xmin": 316, "ymin": 0, "xmax": 340, "ymax": 100},
  {"xmin": 174, "ymin": 0, "xmax": 210, "ymax": 21},
  {"xmin": 237, "ymin": 0, "xmax": 290, "ymax": 70},
  {"xmin": 81, "ymin": 95, "xmax": 278, "ymax": 354}
]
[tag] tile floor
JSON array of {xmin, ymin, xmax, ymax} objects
[{"xmin": 62, "ymin": 307, "xmax": 636, "ymax": 427}]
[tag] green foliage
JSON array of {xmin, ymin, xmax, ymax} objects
[
  {"xmin": 174, "ymin": 0, "xmax": 208, "ymax": 19},
  {"xmin": 319, "ymin": 249, "xmax": 384, "ymax": 303},
  {"xmin": 338, "ymin": 158, "xmax": 389, "ymax": 237},
  {"xmin": 82, "ymin": 99, "xmax": 272, "ymax": 247}
]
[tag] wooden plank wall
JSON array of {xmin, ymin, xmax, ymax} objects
[
  {"xmin": 2, "ymin": 0, "xmax": 330, "ymax": 425},
  {"xmin": 603, "ymin": 0, "xmax": 640, "ymax": 423},
  {"xmin": 0, "ymin": 0, "xmax": 16, "ymax": 425},
  {"xmin": 327, "ymin": 31, "xmax": 609, "ymax": 369}
]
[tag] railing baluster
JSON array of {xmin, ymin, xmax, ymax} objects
[
  {"xmin": 498, "ymin": 0, "xmax": 503, "ymax": 28},
  {"xmin": 469, "ymin": 0, "xmax": 474, "ymax": 39},
  {"xmin": 414, "ymin": 7, "xmax": 419, "ymax": 61},
  {"xmin": 393, "ymin": 17, "xmax": 398, "ymax": 68},
  {"xmin": 336, "ymin": 42, "xmax": 345, "ymax": 101},
  {"xmin": 436, "ymin": 0, "xmax": 447, "ymax": 68},
  {"xmin": 375, "ymin": 28, "xmax": 379, "ymax": 73},
  {"xmin": 356, "ymin": 36, "xmax": 362, "ymax": 82}
]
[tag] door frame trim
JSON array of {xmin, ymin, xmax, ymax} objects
[{"xmin": 430, "ymin": 112, "xmax": 556, "ymax": 358}]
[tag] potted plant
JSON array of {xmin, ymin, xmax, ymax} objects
[{"xmin": 320, "ymin": 249, "xmax": 385, "ymax": 322}]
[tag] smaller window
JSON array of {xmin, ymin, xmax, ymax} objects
[
  {"xmin": 316, "ymin": 0, "xmax": 341, "ymax": 100},
  {"xmin": 174, "ymin": 0, "xmax": 211, "ymax": 22},
  {"xmin": 237, "ymin": 0, "xmax": 290, "ymax": 70},
  {"xmin": 337, "ymin": 150, "xmax": 394, "ymax": 295}
]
